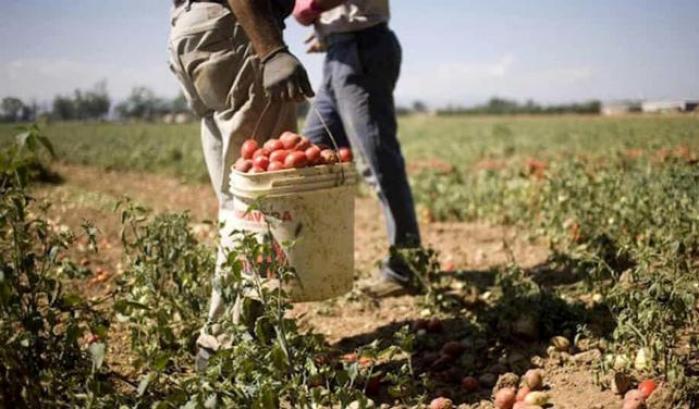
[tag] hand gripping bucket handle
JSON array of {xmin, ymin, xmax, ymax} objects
[{"xmin": 252, "ymin": 98, "xmax": 348, "ymax": 185}]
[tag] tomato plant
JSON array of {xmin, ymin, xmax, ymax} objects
[
  {"xmin": 412, "ymin": 150, "xmax": 699, "ymax": 404},
  {"xmin": 0, "ymin": 127, "xmax": 113, "ymax": 407}
]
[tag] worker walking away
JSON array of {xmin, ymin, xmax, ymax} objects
[
  {"xmin": 168, "ymin": 0, "xmax": 314, "ymax": 371},
  {"xmin": 293, "ymin": 0, "xmax": 422, "ymax": 296}
]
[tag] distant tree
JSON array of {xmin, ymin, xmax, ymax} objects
[
  {"xmin": 171, "ymin": 92, "xmax": 189, "ymax": 114},
  {"xmin": 20, "ymin": 101, "xmax": 39, "ymax": 122},
  {"xmin": 395, "ymin": 105, "xmax": 412, "ymax": 116},
  {"xmin": 1, "ymin": 97, "xmax": 25, "ymax": 122},
  {"xmin": 412, "ymin": 100, "xmax": 428, "ymax": 113},
  {"xmin": 51, "ymin": 81, "xmax": 111, "ymax": 121},
  {"xmin": 523, "ymin": 99, "xmax": 541, "ymax": 113},
  {"xmin": 74, "ymin": 81, "xmax": 110, "ymax": 120},
  {"xmin": 115, "ymin": 86, "xmax": 168, "ymax": 121},
  {"xmin": 52, "ymin": 96, "xmax": 76, "ymax": 120},
  {"xmin": 436, "ymin": 97, "xmax": 601, "ymax": 116},
  {"xmin": 484, "ymin": 97, "xmax": 520, "ymax": 114}
]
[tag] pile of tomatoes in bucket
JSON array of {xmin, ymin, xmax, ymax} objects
[{"xmin": 233, "ymin": 131, "xmax": 353, "ymax": 174}]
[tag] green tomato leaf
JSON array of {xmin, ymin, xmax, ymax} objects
[
  {"xmin": 153, "ymin": 352, "xmax": 170, "ymax": 372},
  {"xmin": 14, "ymin": 131, "xmax": 31, "ymax": 148},
  {"xmin": 270, "ymin": 343, "xmax": 288, "ymax": 372},
  {"xmin": 36, "ymin": 135, "xmax": 56, "ymax": 158},
  {"xmin": 62, "ymin": 293, "xmax": 82, "ymax": 307}
]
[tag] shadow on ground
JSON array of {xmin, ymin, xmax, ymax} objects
[{"xmin": 331, "ymin": 258, "xmax": 615, "ymax": 406}]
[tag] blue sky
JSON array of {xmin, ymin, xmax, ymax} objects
[{"xmin": 1, "ymin": 0, "xmax": 698, "ymax": 107}]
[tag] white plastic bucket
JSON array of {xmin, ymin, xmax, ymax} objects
[{"xmin": 222, "ymin": 163, "xmax": 358, "ymax": 302}]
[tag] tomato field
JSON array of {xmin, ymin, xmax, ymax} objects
[{"xmin": 1, "ymin": 114, "xmax": 698, "ymax": 408}]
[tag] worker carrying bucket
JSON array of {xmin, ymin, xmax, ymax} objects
[
  {"xmin": 168, "ymin": 0, "xmax": 314, "ymax": 371},
  {"xmin": 168, "ymin": 0, "xmax": 419, "ymax": 371}
]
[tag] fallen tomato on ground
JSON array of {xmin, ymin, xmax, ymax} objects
[
  {"xmin": 429, "ymin": 397, "xmax": 453, "ymax": 409},
  {"xmin": 461, "ymin": 376, "xmax": 480, "ymax": 392},
  {"xmin": 638, "ymin": 379, "xmax": 657, "ymax": 399},
  {"xmin": 494, "ymin": 387, "xmax": 516, "ymax": 409}
]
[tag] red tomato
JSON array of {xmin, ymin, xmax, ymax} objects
[
  {"xmin": 295, "ymin": 136, "xmax": 311, "ymax": 151},
  {"xmin": 263, "ymin": 138, "xmax": 284, "ymax": 151},
  {"xmin": 280, "ymin": 132, "xmax": 301, "ymax": 149},
  {"xmin": 365, "ymin": 375, "xmax": 382, "ymax": 395},
  {"xmin": 412, "ymin": 318, "xmax": 429, "ymax": 331},
  {"xmin": 268, "ymin": 161, "xmax": 285, "ymax": 171},
  {"xmin": 252, "ymin": 148, "xmax": 271, "ymax": 160},
  {"xmin": 441, "ymin": 341, "xmax": 466, "ymax": 357},
  {"xmin": 429, "ymin": 397, "xmax": 453, "ymax": 409},
  {"xmin": 341, "ymin": 353, "xmax": 358, "ymax": 363},
  {"xmin": 250, "ymin": 166, "xmax": 265, "ymax": 174},
  {"xmin": 338, "ymin": 147, "xmax": 353, "ymax": 162},
  {"xmin": 638, "ymin": 379, "xmax": 657, "ymax": 399},
  {"xmin": 357, "ymin": 356, "xmax": 374, "ymax": 368},
  {"xmin": 270, "ymin": 149, "xmax": 290, "ymax": 163},
  {"xmin": 494, "ymin": 388, "xmax": 516, "ymax": 409},
  {"xmin": 461, "ymin": 376, "xmax": 479, "ymax": 392},
  {"xmin": 86, "ymin": 334, "xmax": 101, "ymax": 345},
  {"xmin": 516, "ymin": 386, "xmax": 530, "ymax": 402},
  {"xmin": 284, "ymin": 151, "xmax": 308, "ymax": 169},
  {"xmin": 305, "ymin": 145, "xmax": 321, "ymax": 164},
  {"xmin": 320, "ymin": 149, "xmax": 338, "ymax": 164},
  {"xmin": 253, "ymin": 156, "xmax": 270, "ymax": 170},
  {"xmin": 240, "ymin": 139, "xmax": 258, "ymax": 160},
  {"xmin": 427, "ymin": 317, "xmax": 443, "ymax": 333},
  {"xmin": 234, "ymin": 158, "xmax": 253, "ymax": 173}
]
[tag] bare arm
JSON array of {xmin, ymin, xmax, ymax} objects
[
  {"xmin": 227, "ymin": 0, "xmax": 314, "ymax": 101},
  {"xmin": 227, "ymin": 0, "xmax": 285, "ymax": 59}
]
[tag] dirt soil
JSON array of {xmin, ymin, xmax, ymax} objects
[{"xmin": 32, "ymin": 162, "xmax": 623, "ymax": 409}]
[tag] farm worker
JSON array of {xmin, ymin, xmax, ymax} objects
[
  {"xmin": 293, "ymin": 0, "xmax": 422, "ymax": 295},
  {"xmin": 168, "ymin": 0, "xmax": 314, "ymax": 371}
]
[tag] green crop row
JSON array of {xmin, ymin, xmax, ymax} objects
[{"xmin": 1, "ymin": 115, "xmax": 698, "ymax": 182}]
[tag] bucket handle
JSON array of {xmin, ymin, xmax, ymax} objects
[
  {"xmin": 252, "ymin": 99, "xmax": 272, "ymax": 142},
  {"xmin": 309, "ymin": 102, "xmax": 347, "ymax": 186}
]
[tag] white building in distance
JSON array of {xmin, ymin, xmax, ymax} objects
[
  {"xmin": 602, "ymin": 100, "xmax": 698, "ymax": 115},
  {"xmin": 641, "ymin": 100, "xmax": 698, "ymax": 113},
  {"xmin": 601, "ymin": 101, "xmax": 641, "ymax": 116}
]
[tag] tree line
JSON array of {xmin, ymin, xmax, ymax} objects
[
  {"xmin": 1, "ymin": 84, "xmax": 603, "ymax": 123},
  {"xmin": 435, "ymin": 97, "xmax": 601, "ymax": 116},
  {"xmin": 0, "ymin": 81, "xmax": 190, "ymax": 123}
]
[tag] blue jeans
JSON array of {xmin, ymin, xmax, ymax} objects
[{"xmin": 303, "ymin": 24, "xmax": 421, "ymax": 280}]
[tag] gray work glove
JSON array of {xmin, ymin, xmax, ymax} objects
[{"xmin": 261, "ymin": 48, "xmax": 315, "ymax": 102}]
